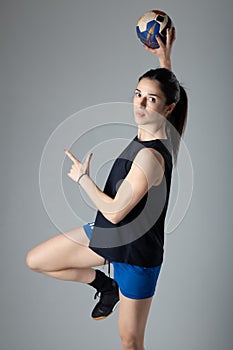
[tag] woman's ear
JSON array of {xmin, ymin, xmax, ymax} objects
[{"xmin": 165, "ymin": 103, "xmax": 176, "ymax": 117}]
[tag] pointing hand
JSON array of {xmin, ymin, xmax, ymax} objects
[{"xmin": 64, "ymin": 149, "xmax": 93, "ymax": 183}]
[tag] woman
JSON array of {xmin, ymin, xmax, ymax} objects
[{"xmin": 26, "ymin": 28, "xmax": 188, "ymax": 350}]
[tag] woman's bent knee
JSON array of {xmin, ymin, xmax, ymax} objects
[{"xmin": 25, "ymin": 249, "xmax": 42, "ymax": 272}]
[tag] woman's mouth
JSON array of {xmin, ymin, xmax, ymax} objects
[{"xmin": 135, "ymin": 109, "xmax": 146, "ymax": 118}]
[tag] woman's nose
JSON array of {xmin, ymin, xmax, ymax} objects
[{"xmin": 140, "ymin": 97, "xmax": 147, "ymax": 107}]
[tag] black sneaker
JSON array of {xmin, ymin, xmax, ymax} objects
[{"xmin": 91, "ymin": 280, "xmax": 119, "ymax": 320}]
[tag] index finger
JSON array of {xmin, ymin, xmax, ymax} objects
[{"xmin": 64, "ymin": 149, "xmax": 77, "ymax": 163}]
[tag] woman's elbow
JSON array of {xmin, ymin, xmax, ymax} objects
[
  {"xmin": 104, "ymin": 212, "xmax": 123, "ymax": 225},
  {"xmin": 103, "ymin": 200, "xmax": 129, "ymax": 224}
]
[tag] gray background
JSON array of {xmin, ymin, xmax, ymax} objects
[{"xmin": 1, "ymin": 0, "xmax": 233, "ymax": 349}]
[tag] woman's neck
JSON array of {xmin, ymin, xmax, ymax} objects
[{"xmin": 137, "ymin": 126, "xmax": 167, "ymax": 141}]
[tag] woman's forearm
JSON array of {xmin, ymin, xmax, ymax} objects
[
  {"xmin": 78, "ymin": 174, "xmax": 117, "ymax": 223},
  {"xmin": 78, "ymin": 172, "xmax": 136, "ymax": 225}
]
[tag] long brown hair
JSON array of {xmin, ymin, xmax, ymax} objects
[{"xmin": 138, "ymin": 68, "xmax": 188, "ymax": 166}]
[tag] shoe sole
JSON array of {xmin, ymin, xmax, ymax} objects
[{"xmin": 92, "ymin": 300, "xmax": 120, "ymax": 321}]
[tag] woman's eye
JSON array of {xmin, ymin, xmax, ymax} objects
[
  {"xmin": 148, "ymin": 97, "xmax": 156, "ymax": 103},
  {"xmin": 134, "ymin": 91, "xmax": 141, "ymax": 97}
]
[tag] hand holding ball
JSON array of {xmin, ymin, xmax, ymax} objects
[{"xmin": 136, "ymin": 10, "xmax": 174, "ymax": 49}]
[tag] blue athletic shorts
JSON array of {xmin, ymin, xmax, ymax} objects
[{"xmin": 83, "ymin": 222, "xmax": 162, "ymax": 300}]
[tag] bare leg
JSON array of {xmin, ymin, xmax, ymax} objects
[
  {"xmin": 25, "ymin": 226, "xmax": 105, "ymax": 283},
  {"xmin": 118, "ymin": 291, "xmax": 153, "ymax": 350}
]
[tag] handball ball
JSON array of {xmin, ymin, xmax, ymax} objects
[{"xmin": 136, "ymin": 10, "xmax": 174, "ymax": 49}]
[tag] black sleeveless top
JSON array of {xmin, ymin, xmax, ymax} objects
[{"xmin": 89, "ymin": 135, "xmax": 173, "ymax": 267}]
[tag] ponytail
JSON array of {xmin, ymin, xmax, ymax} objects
[{"xmin": 166, "ymin": 85, "xmax": 188, "ymax": 166}]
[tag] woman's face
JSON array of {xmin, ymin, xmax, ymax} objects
[{"xmin": 133, "ymin": 78, "xmax": 170, "ymax": 127}]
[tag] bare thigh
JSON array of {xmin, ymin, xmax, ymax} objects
[
  {"xmin": 26, "ymin": 226, "xmax": 105, "ymax": 272},
  {"xmin": 118, "ymin": 291, "xmax": 153, "ymax": 347}
]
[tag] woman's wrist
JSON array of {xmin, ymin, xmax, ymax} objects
[
  {"xmin": 159, "ymin": 58, "xmax": 172, "ymax": 70},
  {"xmin": 77, "ymin": 172, "xmax": 88, "ymax": 184}
]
